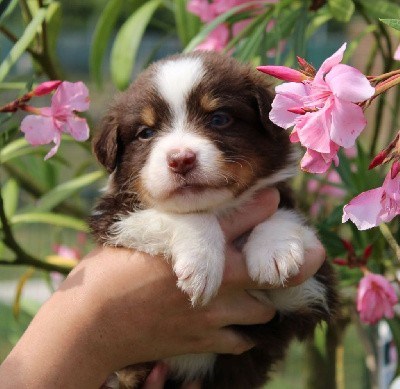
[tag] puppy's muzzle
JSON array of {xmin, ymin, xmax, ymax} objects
[{"xmin": 167, "ymin": 147, "xmax": 197, "ymax": 175}]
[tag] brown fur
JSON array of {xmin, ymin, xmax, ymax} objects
[{"xmin": 89, "ymin": 52, "xmax": 337, "ymax": 389}]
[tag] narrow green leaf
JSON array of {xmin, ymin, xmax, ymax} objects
[
  {"xmin": 1, "ymin": 178, "xmax": 19, "ymax": 218},
  {"xmin": 90, "ymin": 0, "xmax": 124, "ymax": 87},
  {"xmin": 11, "ymin": 212, "xmax": 88, "ymax": 231},
  {"xmin": 380, "ymin": 18, "xmax": 400, "ymax": 32},
  {"xmin": 184, "ymin": 1, "xmax": 270, "ymax": 53},
  {"xmin": 45, "ymin": 2, "xmax": 62, "ymax": 68},
  {"xmin": 328, "ymin": 0, "xmax": 355, "ymax": 22},
  {"xmin": 0, "ymin": 7, "xmax": 48, "ymax": 82},
  {"xmin": 0, "ymin": 138, "xmax": 29, "ymax": 162},
  {"xmin": 110, "ymin": 0, "xmax": 162, "ymax": 90},
  {"xmin": 174, "ymin": 0, "xmax": 201, "ymax": 46},
  {"xmin": 32, "ymin": 170, "xmax": 105, "ymax": 212},
  {"xmin": 358, "ymin": 0, "xmax": 400, "ymax": 19}
]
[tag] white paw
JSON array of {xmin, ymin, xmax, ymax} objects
[
  {"xmin": 244, "ymin": 209, "xmax": 317, "ymax": 286},
  {"xmin": 174, "ymin": 254, "xmax": 223, "ymax": 306},
  {"xmin": 245, "ymin": 234, "xmax": 304, "ymax": 286}
]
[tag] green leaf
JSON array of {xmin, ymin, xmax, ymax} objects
[
  {"xmin": 110, "ymin": 0, "xmax": 162, "ymax": 90},
  {"xmin": 358, "ymin": 0, "xmax": 400, "ymax": 19},
  {"xmin": 31, "ymin": 170, "xmax": 105, "ymax": 212},
  {"xmin": 45, "ymin": 2, "xmax": 62, "ymax": 69},
  {"xmin": 380, "ymin": 18, "xmax": 400, "ymax": 32},
  {"xmin": 1, "ymin": 178, "xmax": 19, "ymax": 218},
  {"xmin": 11, "ymin": 212, "xmax": 88, "ymax": 231},
  {"xmin": 184, "ymin": 1, "xmax": 271, "ymax": 53},
  {"xmin": 328, "ymin": 0, "xmax": 355, "ymax": 22},
  {"xmin": 174, "ymin": 0, "xmax": 201, "ymax": 46},
  {"xmin": 90, "ymin": 0, "xmax": 124, "ymax": 87},
  {"xmin": 0, "ymin": 7, "xmax": 48, "ymax": 82}
]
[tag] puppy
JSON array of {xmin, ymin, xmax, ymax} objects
[{"xmin": 90, "ymin": 51, "xmax": 337, "ymax": 389}]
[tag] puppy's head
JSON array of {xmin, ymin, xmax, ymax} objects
[{"xmin": 94, "ymin": 52, "xmax": 294, "ymax": 213}]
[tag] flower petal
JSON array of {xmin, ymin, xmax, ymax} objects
[
  {"xmin": 44, "ymin": 132, "xmax": 61, "ymax": 160},
  {"xmin": 342, "ymin": 187, "xmax": 384, "ymax": 230},
  {"xmin": 52, "ymin": 81, "xmax": 90, "ymax": 113},
  {"xmin": 269, "ymin": 82, "xmax": 308, "ymax": 128},
  {"xmin": 395, "ymin": 44, "xmax": 400, "ymax": 61},
  {"xmin": 20, "ymin": 115, "xmax": 57, "ymax": 145},
  {"xmin": 300, "ymin": 149, "xmax": 332, "ymax": 173},
  {"xmin": 326, "ymin": 64, "xmax": 375, "ymax": 102},
  {"xmin": 315, "ymin": 43, "xmax": 347, "ymax": 82},
  {"xmin": 330, "ymin": 98, "xmax": 367, "ymax": 148},
  {"xmin": 65, "ymin": 116, "xmax": 90, "ymax": 141},
  {"xmin": 295, "ymin": 106, "xmax": 332, "ymax": 153}
]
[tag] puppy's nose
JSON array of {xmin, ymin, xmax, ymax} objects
[{"xmin": 167, "ymin": 148, "xmax": 197, "ymax": 175}]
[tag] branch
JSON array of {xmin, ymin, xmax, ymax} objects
[
  {"xmin": 0, "ymin": 25, "xmax": 39, "ymax": 58},
  {"xmin": 0, "ymin": 192, "xmax": 70, "ymax": 274}
]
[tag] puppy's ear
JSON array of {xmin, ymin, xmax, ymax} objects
[
  {"xmin": 93, "ymin": 113, "xmax": 120, "ymax": 173},
  {"xmin": 253, "ymin": 81, "xmax": 279, "ymax": 138}
]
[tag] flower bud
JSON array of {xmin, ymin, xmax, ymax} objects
[
  {"xmin": 256, "ymin": 66, "xmax": 308, "ymax": 82},
  {"xmin": 31, "ymin": 80, "xmax": 62, "ymax": 96}
]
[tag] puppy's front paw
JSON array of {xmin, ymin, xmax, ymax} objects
[
  {"xmin": 244, "ymin": 209, "xmax": 317, "ymax": 286},
  {"xmin": 174, "ymin": 254, "xmax": 223, "ymax": 306},
  {"xmin": 245, "ymin": 234, "xmax": 304, "ymax": 286}
]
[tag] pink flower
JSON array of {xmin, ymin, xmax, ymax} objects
[
  {"xmin": 357, "ymin": 273, "xmax": 398, "ymax": 324},
  {"xmin": 257, "ymin": 65, "xmax": 307, "ymax": 82},
  {"xmin": 395, "ymin": 44, "xmax": 400, "ymax": 61},
  {"xmin": 20, "ymin": 81, "xmax": 90, "ymax": 160},
  {"xmin": 31, "ymin": 80, "xmax": 62, "ymax": 97},
  {"xmin": 53, "ymin": 244, "xmax": 80, "ymax": 261},
  {"xmin": 343, "ymin": 170, "xmax": 400, "ymax": 230},
  {"xmin": 187, "ymin": 0, "xmax": 216, "ymax": 22},
  {"xmin": 195, "ymin": 24, "xmax": 230, "ymax": 52},
  {"xmin": 263, "ymin": 43, "xmax": 375, "ymax": 173}
]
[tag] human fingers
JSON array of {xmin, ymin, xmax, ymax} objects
[
  {"xmin": 219, "ymin": 188, "xmax": 280, "ymax": 242},
  {"xmin": 206, "ymin": 289, "xmax": 276, "ymax": 327},
  {"xmin": 142, "ymin": 363, "xmax": 169, "ymax": 389}
]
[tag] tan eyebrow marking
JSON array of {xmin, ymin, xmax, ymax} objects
[
  {"xmin": 141, "ymin": 106, "xmax": 156, "ymax": 127},
  {"xmin": 200, "ymin": 94, "xmax": 220, "ymax": 112}
]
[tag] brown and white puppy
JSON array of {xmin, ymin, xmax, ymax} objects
[{"xmin": 90, "ymin": 51, "xmax": 337, "ymax": 389}]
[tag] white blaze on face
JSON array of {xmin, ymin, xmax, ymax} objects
[{"xmin": 140, "ymin": 57, "xmax": 233, "ymax": 212}]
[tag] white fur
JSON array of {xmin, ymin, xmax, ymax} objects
[
  {"xmin": 250, "ymin": 278, "xmax": 328, "ymax": 314},
  {"xmin": 104, "ymin": 58, "xmax": 327, "ymax": 382},
  {"xmin": 243, "ymin": 208, "xmax": 319, "ymax": 286},
  {"xmin": 164, "ymin": 354, "xmax": 216, "ymax": 381},
  {"xmin": 141, "ymin": 130, "xmax": 234, "ymax": 213},
  {"xmin": 109, "ymin": 209, "xmax": 225, "ymax": 305},
  {"xmin": 155, "ymin": 57, "xmax": 204, "ymax": 123}
]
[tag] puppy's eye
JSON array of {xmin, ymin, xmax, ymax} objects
[
  {"xmin": 136, "ymin": 127, "xmax": 156, "ymax": 141},
  {"xmin": 210, "ymin": 111, "xmax": 233, "ymax": 129}
]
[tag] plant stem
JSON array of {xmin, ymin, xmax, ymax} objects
[
  {"xmin": 379, "ymin": 223, "xmax": 400, "ymax": 261},
  {"xmin": 0, "ymin": 192, "xmax": 70, "ymax": 274}
]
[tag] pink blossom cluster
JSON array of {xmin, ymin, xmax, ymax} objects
[
  {"xmin": 343, "ymin": 170, "xmax": 400, "ymax": 230},
  {"xmin": 258, "ymin": 43, "xmax": 375, "ymax": 174},
  {"xmin": 357, "ymin": 273, "xmax": 398, "ymax": 325},
  {"xmin": 20, "ymin": 81, "xmax": 90, "ymax": 160},
  {"xmin": 187, "ymin": 0, "xmax": 277, "ymax": 52}
]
